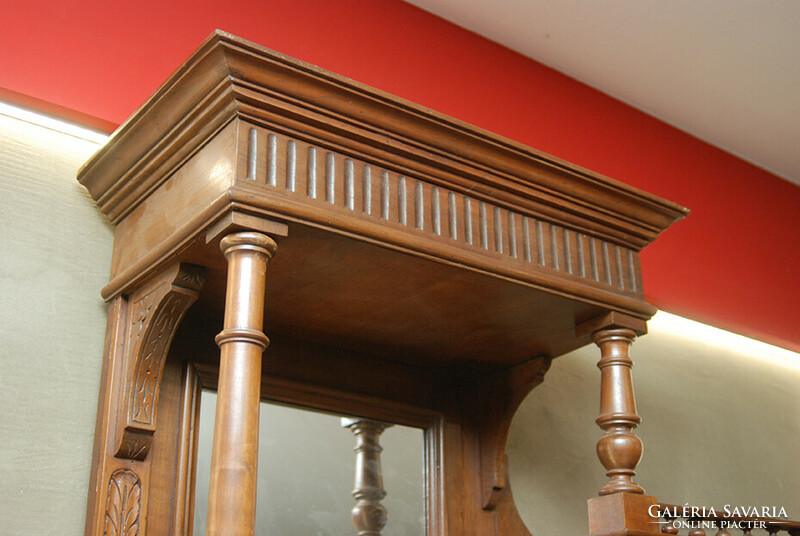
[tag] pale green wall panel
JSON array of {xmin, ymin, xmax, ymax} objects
[
  {"xmin": 508, "ymin": 313, "xmax": 800, "ymax": 535},
  {"xmin": 0, "ymin": 113, "xmax": 112, "ymax": 536}
]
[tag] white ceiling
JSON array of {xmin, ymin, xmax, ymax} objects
[{"xmin": 405, "ymin": 0, "xmax": 800, "ymax": 185}]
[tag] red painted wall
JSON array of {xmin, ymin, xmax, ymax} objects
[{"xmin": 2, "ymin": 0, "xmax": 797, "ymax": 351}]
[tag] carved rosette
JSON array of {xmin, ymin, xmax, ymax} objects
[
  {"xmin": 104, "ymin": 469, "xmax": 142, "ymax": 536},
  {"xmin": 115, "ymin": 263, "xmax": 206, "ymax": 460}
]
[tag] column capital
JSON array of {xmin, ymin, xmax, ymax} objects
[
  {"xmin": 341, "ymin": 417, "xmax": 392, "ymax": 434},
  {"xmin": 576, "ymin": 311, "xmax": 648, "ymax": 339},
  {"xmin": 220, "ymin": 231, "xmax": 278, "ymax": 260}
]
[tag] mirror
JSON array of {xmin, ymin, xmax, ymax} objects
[{"xmin": 193, "ymin": 391, "xmax": 426, "ymax": 535}]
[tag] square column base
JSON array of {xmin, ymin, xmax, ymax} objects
[{"xmin": 588, "ymin": 493, "xmax": 663, "ymax": 536}]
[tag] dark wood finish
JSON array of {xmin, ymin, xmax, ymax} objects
[
  {"xmin": 474, "ymin": 356, "xmax": 552, "ymax": 509},
  {"xmin": 78, "ymin": 31, "xmax": 687, "ymax": 536},
  {"xmin": 588, "ymin": 492, "xmax": 660, "ymax": 536},
  {"xmin": 593, "ymin": 326, "xmax": 645, "ymax": 496},
  {"xmin": 115, "ymin": 262, "xmax": 205, "ymax": 461},
  {"xmin": 172, "ymin": 363, "xmax": 202, "ymax": 536},
  {"xmin": 578, "ymin": 312, "xmax": 648, "ymax": 496},
  {"xmin": 206, "ymin": 232, "xmax": 277, "ymax": 536},
  {"xmin": 342, "ymin": 419, "xmax": 392, "ymax": 536}
]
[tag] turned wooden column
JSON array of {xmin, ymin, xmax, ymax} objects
[
  {"xmin": 206, "ymin": 232, "xmax": 277, "ymax": 536},
  {"xmin": 593, "ymin": 327, "xmax": 645, "ymax": 496},
  {"xmin": 342, "ymin": 418, "xmax": 392, "ymax": 536}
]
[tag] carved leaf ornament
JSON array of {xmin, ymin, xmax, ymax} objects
[
  {"xmin": 132, "ymin": 293, "xmax": 190, "ymax": 424},
  {"xmin": 104, "ymin": 469, "xmax": 141, "ymax": 536}
]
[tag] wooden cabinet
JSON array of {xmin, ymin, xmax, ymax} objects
[{"xmin": 78, "ymin": 31, "xmax": 686, "ymax": 536}]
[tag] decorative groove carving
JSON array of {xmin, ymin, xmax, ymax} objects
[
  {"xmin": 116, "ymin": 263, "xmax": 206, "ymax": 460},
  {"xmin": 246, "ymin": 128, "xmax": 257, "ymax": 181},
  {"xmin": 464, "ymin": 197, "xmax": 473, "ymax": 245},
  {"xmin": 267, "ymin": 133, "xmax": 277, "ymax": 186},
  {"xmin": 535, "ymin": 220, "xmax": 545, "ymax": 265},
  {"xmin": 431, "ymin": 186, "xmax": 441, "ymax": 235},
  {"xmin": 448, "ymin": 191, "xmax": 457, "ymax": 240},
  {"xmin": 380, "ymin": 170, "xmax": 389, "ymax": 220},
  {"xmin": 414, "ymin": 180, "xmax": 424, "ymax": 230},
  {"xmin": 345, "ymin": 158, "xmax": 355, "ymax": 210},
  {"xmin": 479, "ymin": 201, "xmax": 488, "ymax": 250},
  {"xmin": 325, "ymin": 152, "xmax": 335, "ymax": 204},
  {"xmin": 521, "ymin": 216, "xmax": 531, "ymax": 262},
  {"xmin": 507, "ymin": 211, "xmax": 517, "ymax": 259},
  {"xmin": 564, "ymin": 228, "xmax": 573, "ymax": 274},
  {"xmin": 627, "ymin": 249, "xmax": 637, "ymax": 293},
  {"xmin": 104, "ymin": 469, "xmax": 142, "ymax": 536},
  {"xmin": 550, "ymin": 223, "xmax": 560, "ymax": 271},
  {"xmin": 615, "ymin": 245, "xmax": 625, "ymax": 290},
  {"xmin": 286, "ymin": 139, "xmax": 296, "ymax": 192},
  {"xmin": 307, "ymin": 146, "xmax": 317, "ymax": 199},
  {"xmin": 247, "ymin": 127, "xmax": 643, "ymax": 294},
  {"xmin": 362, "ymin": 165, "xmax": 372, "ymax": 215},
  {"xmin": 493, "ymin": 206, "xmax": 503, "ymax": 254},
  {"xmin": 397, "ymin": 176, "xmax": 407, "ymax": 226},
  {"xmin": 602, "ymin": 242, "xmax": 612, "ymax": 286}
]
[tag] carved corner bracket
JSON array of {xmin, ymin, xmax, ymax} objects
[
  {"xmin": 475, "ymin": 355, "xmax": 552, "ymax": 510},
  {"xmin": 115, "ymin": 263, "xmax": 206, "ymax": 460}
]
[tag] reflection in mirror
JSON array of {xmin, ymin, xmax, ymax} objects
[{"xmin": 193, "ymin": 391, "xmax": 426, "ymax": 535}]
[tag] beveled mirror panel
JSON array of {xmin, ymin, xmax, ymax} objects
[{"xmin": 193, "ymin": 392, "xmax": 426, "ymax": 535}]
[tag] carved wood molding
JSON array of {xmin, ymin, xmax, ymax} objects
[
  {"xmin": 104, "ymin": 468, "xmax": 142, "ymax": 536},
  {"xmin": 115, "ymin": 263, "xmax": 205, "ymax": 460},
  {"xmin": 79, "ymin": 33, "xmax": 687, "ymax": 247},
  {"xmin": 78, "ymin": 32, "xmax": 687, "ymax": 312},
  {"xmin": 239, "ymin": 125, "xmax": 644, "ymax": 297},
  {"xmin": 474, "ymin": 355, "xmax": 552, "ymax": 510}
]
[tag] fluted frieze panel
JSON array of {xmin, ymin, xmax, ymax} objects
[{"xmin": 243, "ymin": 126, "xmax": 642, "ymax": 295}]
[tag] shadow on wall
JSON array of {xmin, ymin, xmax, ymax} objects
[
  {"xmin": 0, "ymin": 112, "xmax": 112, "ymax": 536},
  {"xmin": 507, "ymin": 311, "xmax": 800, "ymax": 536}
]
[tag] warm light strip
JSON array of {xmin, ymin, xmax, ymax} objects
[
  {"xmin": 650, "ymin": 311, "xmax": 800, "ymax": 371},
  {"xmin": 0, "ymin": 101, "xmax": 109, "ymax": 144}
]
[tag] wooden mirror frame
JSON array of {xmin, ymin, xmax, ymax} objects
[{"xmin": 79, "ymin": 31, "xmax": 686, "ymax": 536}]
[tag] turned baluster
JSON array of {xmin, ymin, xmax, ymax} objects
[
  {"xmin": 593, "ymin": 327, "xmax": 645, "ymax": 495},
  {"xmin": 715, "ymin": 526, "xmax": 731, "ymax": 536},
  {"xmin": 662, "ymin": 516, "xmax": 680, "ymax": 535},
  {"xmin": 342, "ymin": 418, "xmax": 392, "ymax": 536},
  {"xmin": 689, "ymin": 526, "xmax": 707, "ymax": 536},
  {"xmin": 206, "ymin": 232, "xmax": 277, "ymax": 536}
]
